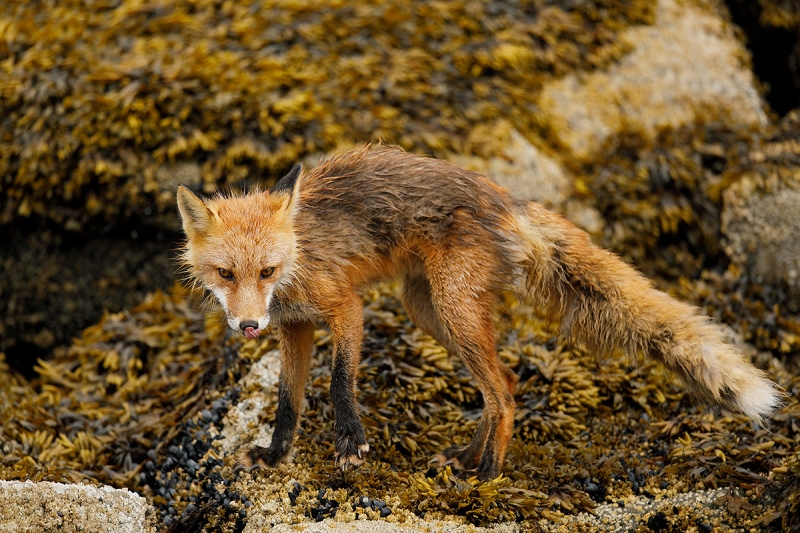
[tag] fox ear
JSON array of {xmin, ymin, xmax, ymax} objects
[
  {"xmin": 272, "ymin": 163, "xmax": 302, "ymax": 198},
  {"xmin": 177, "ymin": 185, "xmax": 215, "ymax": 238}
]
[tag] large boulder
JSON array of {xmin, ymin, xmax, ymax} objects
[
  {"xmin": 0, "ymin": 480, "xmax": 155, "ymax": 533},
  {"xmin": 538, "ymin": 0, "xmax": 767, "ymax": 163}
]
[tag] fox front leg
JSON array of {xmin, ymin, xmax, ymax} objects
[
  {"xmin": 238, "ymin": 320, "xmax": 315, "ymax": 470},
  {"xmin": 326, "ymin": 294, "xmax": 369, "ymax": 470}
]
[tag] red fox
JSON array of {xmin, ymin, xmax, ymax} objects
[{"xmin": 177, "ymin": 145, "xmax": 780, "ymax": 479}]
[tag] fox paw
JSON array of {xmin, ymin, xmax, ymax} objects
[
  {"xmin": 235, "ymin": 445, "xmax": 288, "ymax": 473},
  {"xmin": 431, "ymin": 446, "xmax": 474, "ymax": 471},
  {"xmin": 431, "ymin": 446, "xmax": 500, "ymax": 481},
  {"xmin": 335, "ymin": 443, "xmax": 369, "ymax": 471}
]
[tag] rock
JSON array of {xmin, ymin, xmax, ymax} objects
[
  {"xmin": 155, "ymin": 162, "xmax": 203, "ymax": 193},
  {"xmin": 448, "ymin": 130, "xmax": 604, "ymax": 235},
  {"xmin": 721, "ymin": 109, "xmax": 800, "ymax": 292},
  {"xmin": 540, "ymin": 488, "xmax": 731, "ymax": 533},
  {"xmin": 538, "ymin": 0, "xmax": 768, "ymax": 163},
  {"xmin": 216, "ymin": 349, "xmax": 282, "ymax": 457},
  {"xmin": 0, "ymin": 480, "xmax": 156, "ymax": 533},
  {"xmin": 448, "ymin": 130, "xmax": 572, "ymax": 209},
  {"xmin": 563, "ymin": 200, "xmax": 606, "ymax": 237},
  {"xmin": 252, "ymin": 518, "xmax": 523, "ymax": 533}
]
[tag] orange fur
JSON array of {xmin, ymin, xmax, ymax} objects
[{"xmin": 178, "ymin": 145, "xmax": 781, "ymax": 479}]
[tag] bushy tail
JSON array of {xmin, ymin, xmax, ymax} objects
[{"xmin": 514, "ymin": 203, "xmax": 781, "ymax": 421}]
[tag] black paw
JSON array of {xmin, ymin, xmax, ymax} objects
[
  {"xmin": 334, "ymin": 431, "xmax": 369, "ymax": 471},
  {"xmin": 235, "ymin": 444, "xmax": 289, "ymax": 473},
  {"xmin": 335, "ymin": 442, "xmax": 369, "ymax": 471}
]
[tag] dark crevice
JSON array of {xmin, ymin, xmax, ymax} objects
[
  {"xmin": 725, "ymin": 0, "xmax": 800, "ymax": 117},
  {"xmin": 4, "ymin": 342, "xmax": 46, "ymax": 381},
  {"xmin": 0, "ymin": 217, "xmax": 181, "ymax": 358}
]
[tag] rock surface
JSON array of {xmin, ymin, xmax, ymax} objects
[
  {"xmin": 541, "ymin": 488, "xmax": 733, "ymax": 533},
  {"xmin": 448, "ymin": 130, "xmax": 605, "ymax": 235},
  {"xmin": 0, "ymin": 480, "xmax": 155, "ymax": 533},
  {"xmin": 260, "ymin": 520, "xmax": 522, "ymax": 533},
  {"xmin": 448, "ymin": 130, "xmax": 572, "ymax": 209},
  {"xmin": 539, "ymin": 0, "xmax": 768, "ymax": 162},
  {"xmin": 721, "ymin": 110, "xmax": 800, "ymax": 292}
]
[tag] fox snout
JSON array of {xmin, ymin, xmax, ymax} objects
[
  {"xmin": 227, "ymin": 314, "xmax": 270, "ymax": 339},
  {"xmin": 239, "ymin": 320, "xmax": 262, "ymax": 340}
]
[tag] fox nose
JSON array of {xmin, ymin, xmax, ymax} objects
[
  {"xmin": 239, "ymin": 320, "xmax": 262, "ymax": 340},
  {"xmin": 239, "ymin": 320, "xmax": 259, "ymax": 332}
]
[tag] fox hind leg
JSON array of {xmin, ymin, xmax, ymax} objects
[
  {"xmin": 402, "ymin": 262, "xmax": 517, "ymax": 479},
  {"xmin": 402, "ymin": 275, "xmax": 487, "ymax": 471},
  {"xmin": 401, "ymin": 274, "xmax": 518, "ymax": 394},
  {"xmin": 401, "ymin": 275, "xmax": 458, "ymax": 353}
]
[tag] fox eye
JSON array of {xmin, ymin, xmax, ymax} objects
[
  {"xmin": 261, "ymin": 267, "xmax": 275, "ymax": 279},
  {"xmin": 218, "ymin": 268, "xmax": 234, "ymax": 280}
]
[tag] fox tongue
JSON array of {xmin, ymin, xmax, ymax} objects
[{"xmin": 244, "ymin": 327, "xmax": 261, "ymax": 340}]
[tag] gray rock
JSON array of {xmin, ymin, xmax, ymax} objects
[
  {"xmin": 541, "ymin": 488, "xmax": 732, "ymax": 533},
  {"xmin": 721, "ymin": 110, "xmax": 800, "ymax": 292},
  {"xmin": 538, "ymin": 0, "xmax": 768, "ymax": 163},
  {"xmin": 155, "ymin": 161, "xmax": 202, "ymax": 192},
  {"xmin": 448, "ymin": 130, "xmax": 572, "ymax": 209},
  {"xmin": 0, "ymin": 480, "xmax": 156, "ymax": 533},
  {"xmin": 253, "ymin": 518, "xmax": 522, "ymax": 533}
]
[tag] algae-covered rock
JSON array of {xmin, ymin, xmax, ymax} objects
[
  {"xmin": 577, "ymin": 124, "xmax": 753, "ymax": 279},
  {"xmin": 0, "ymin": 0, "xmax": 654, "ymax": 231},
  {"xmin": 721, "ymin": 109, "xmax": 800, "ymax": 293},
  {"xmin": 539, "ymin": 0, "xmax": 767, "ymax": 164}
]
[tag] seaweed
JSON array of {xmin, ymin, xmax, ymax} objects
[
  {"xmin": 1, "ymin": 0, "xmax": 654, "ymax": 230},
  {"xmin": 577, "ymin": 123, "xmax": 757, "ymax": 281},
  {"xmin": 2, "ymin": 275, "xmax": 798, "ymax": 531},
  {"xmin": 0, "ymin": 287, "xmax": 256, "ymax": 488}
]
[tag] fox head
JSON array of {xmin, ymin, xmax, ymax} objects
[{"xmin": 177, "ymin": 164, "xmax": 302, "ymax": 339}]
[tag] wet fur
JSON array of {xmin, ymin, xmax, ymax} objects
[{"xmin": 179, "ymin": 145, "xmax": 781, "ymax": 479}]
